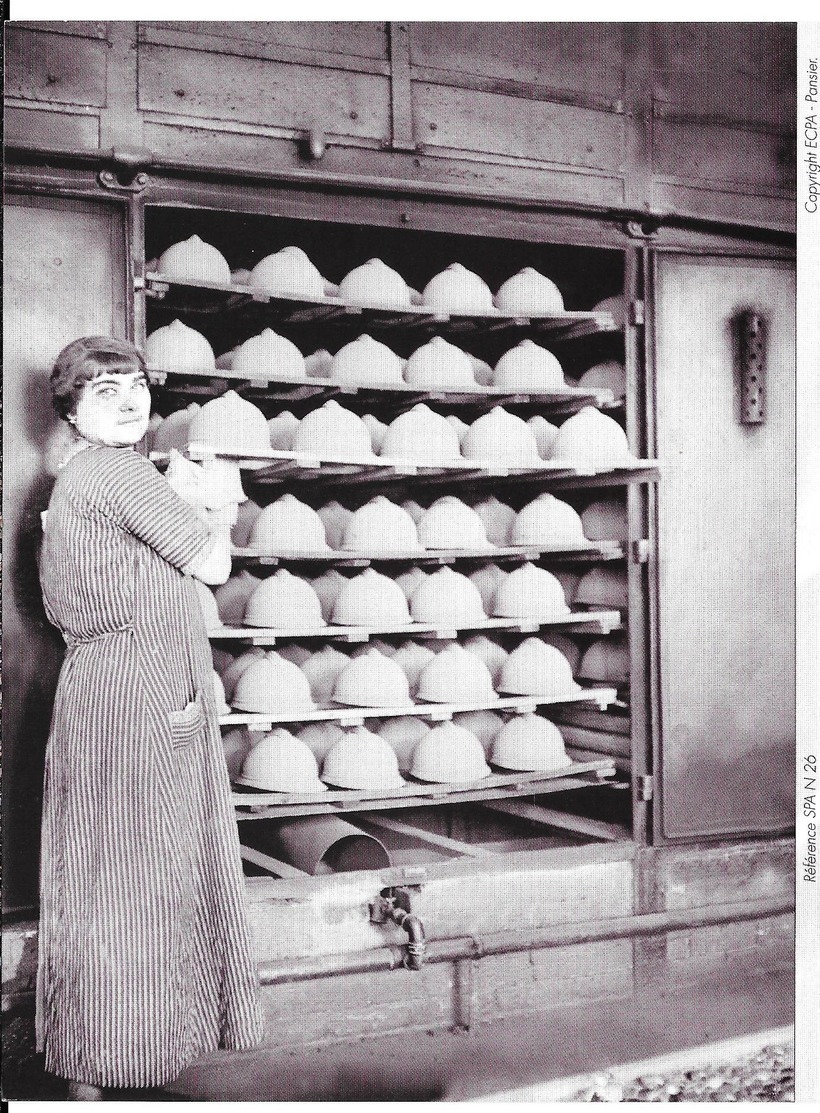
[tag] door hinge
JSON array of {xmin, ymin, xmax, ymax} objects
[
  {"xmin": 637, "ymin": 774, "xmax": 654, "ymax": 802},
  {"xmin": 630, "ymin": 299, "xmax": 645, "ymax": 327}
]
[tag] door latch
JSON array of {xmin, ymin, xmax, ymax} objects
[{"xmin": 637, "ymin": 774, "xmax": 654, "ymax": 802}]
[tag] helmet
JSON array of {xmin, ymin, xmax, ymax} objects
[
  {"xmin": 188, "ymin": 390, "xmax": 270, "ymax": 457},
  {"xmin": 293, "ymin": 400, "xmax": 375, "ymax": 464},
  {"xmin": 491, "ymin": 714, "xmax": 571, "ymax": 772},
  {"xmin": 452, "ymin": 710, "xmax": 504, "ymax": 752},
  {"xmin": 322, "ymin": 726, "xmax": 405, "ymax": 790},
  {"xmin": 581, "ymin": 498, "xmax": 629, "ymax": 542},
  {"xmin": 422, "ymin": 263, "xmax": 494, "ymax": 314},
  {"xmin": 222, "ymin": 728, "xmax": 258, "ymax": 780},
  {"xmin": 493, "ymin": 340, "xmax": 564, "ymax": 391},
  {"xmin": 244, "ymin": 570, "xmax": 325, "ymax": 629},
  {"xmin": 497, "ymin": 638, "xmax": 578, "ymax": 697},
  {"xmin": 494, "ymin": 268, "xmax": 564, "ymax": 315},
  {"xmin": 220, "ymin": 647, "xmax": 266, "ymax": 701},
  {"xmin": 378, "ymin": 716, "xmax": 430, "ymax": 773},
  {"xmin": 471, "ymin": 356, "xmax": 494, "ymax": 387},
  {"xmin": 331, "ymin": 335, "xmax": 405, "ymax": 387},
  {"xmin": 409, "ymin": 567, "xmax": 487, "ymax": 625},
  {"xmin": 401, "ymin": 498, "xmax": 425, "ymax": 523},
  {"xmin": 301, "ymin": 646, "xmax": 351, "ymax": 705},
  {"xmin": 249, "ymin": 246, "xmax": 326, "ymax": 300},
  {"xmin": 381, "ymin": 404, "xmax": 463, "ymax": 465},
  {"xmin": 416, "ymin": 496, "xmax": 493, "ymax": 551},
  {"xmin": 240, "ymin": 728, "xmax": 327, "ymax": 793},
  {"xmin": 152, "ymin": 404, "xmax": 200, "ymax": 454},
  {"xmin": 405, "ymin": 337, "xmax": 477, "ymax": 390},
  {"xmin": 316, "ymin": 501, "xmax": 352, "ymax": 550},
  {"xmin": 341, "ymin": 496, "xmax": 421, "ymax": 554},
  {"xmin": 305, "ymin": 348, "xmax": 333, "ymax": 378},
  {"xmin": 463, "ymin": 634, "xmax": 508, "ymax": 684},
  {"xmin": 146, "ymin": 320, "xmax": 215, "ymax": 372},
  {"xmin": 552, "ymin": 569, "xmax": 581, "ymax": 602},
  {"xmin": 212, "ymin": 670, "xmax": 231, "ymax": 716},
  {"xmin": 471, "ymin": 496, "xmax": 516, "ymax": 546},
  {"xmin": 193, "ymin": 579, "xmax": 221, "ymax": 631},
  {"xmin": 267, "ymin": 411, "xmax": 300, "ymax": 451},
  {"xmin": 233, "ymin": 329, "xmax": 307, "ymax": 381},
  {"xmin": 310, "ymin": 568, "xmax": 348, "ymax": 622},
  {"xmin": 274, "ymin": 644, "xmax": 312, "ymax": 667},
  {"xmin": 249, "ymin": 494, "xmax": 329, "ymax": 555},
  {"xmin": 592, "ymin": 294, "xmax": 625, "ymax": 328},
  {"xmin": 467, "ymin": 565, "xmax": 507, "ymax": 613},
  {"xmin": 231, "ymin": 268, "xmax": 252, "ymax": 286},
  {"xmin": 232, "ymin": 500, "xmax": 262, "ymax": 548},
  {"xmin": 338, "ymin": 258, "xmax": 411, "ymax": 310},
  {"xmin": 157, "ymin": 235, "xmax": 230, "ymax": 285},
  {"xmin": 233, "ymin": 653, "xmax": 315, "ymax": 714},
  {"xmin": 362, "ymin": 414, "xmax": 388, "ymax": 454},
  {"xmin": 214, "ymin": 570, "xmax": 259, "ymax": 625},
  {"xmin": 510, "ymin": 493, "xmax": 587, "ymax": 549},
  {"xmin": 540, "ymin": 632, "xmax": 582, "ymax": 673},
  {"xmin": 416, "ymin": 644, "xmax": 497, "ymax": 704},
  {"xmin": 200, "ymin": 457, "xmax": 246, "ymax": 510},
  {"xmin": 574, "ymin": 567, "xmax": 629, "ymax": 610},
  {"xmin": 390, "ymin": 641, "xmax": 437, "ymax": 692},
  {"xmin": 349, "ymin": 638, "xmax": 396, "ymax": 659},
  {"xmin": 446, "ymin": 414, "xmax": 469, "ymax": 445},
  {"xmin": 296, "ymin": 722, "xmax": 348, "ymax": 765},
  {"xmin": 395, "ymin": 566, "xmax": 428, "ymax": 601},
  {"xmin": 551, "ymin": 407, "xmax": 632, "ymax": 468},
  {"xmin": 577, "ymin": 636, "xmax": 630, "ymax": 685},
  {"xmin": 527, "ymin": 415, "xmax": 560, "ymax": 459},
  {"xmin": 332, "ymin": 649, "xmax": 412, "ymax": 707},
  {"xmin": 411, "ymin": 723, "xmax": 491, "ymax": 782},
  {"xmin": 332, "ymin": 568, "xmax": 411, "ymax": 626},
  {"xmin": 463, "ymin": 407, "xmax": 541, "ymax": 466},
  {"xmin": 578, "ymin": 360, "xmax": 626, "ymax": 396},
  {"xmin": 493, "ymin": 563, "xmax": 570, "ymax": 620}
]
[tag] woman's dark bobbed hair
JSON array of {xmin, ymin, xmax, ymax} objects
[{"xmin": 50, "ymin": 337, "xmax": 152, "ymax": 421}]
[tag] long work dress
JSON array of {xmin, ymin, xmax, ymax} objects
[{"xmin": 37, "ymin": 444, "xmax": 263, "ymax": 1089}]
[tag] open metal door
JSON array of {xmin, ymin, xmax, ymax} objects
[{"xmin": 648, "ymin": 253, "xmax": 795, "ymax": 841}]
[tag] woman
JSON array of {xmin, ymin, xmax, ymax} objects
[{"xmin": 37, "ymin": 337, "xmax": 263, "ymax": 1100}]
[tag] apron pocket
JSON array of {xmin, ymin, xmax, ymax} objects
[{"xmin": 168, "ymin": 690, "xmax": 206, "ymax": 749}]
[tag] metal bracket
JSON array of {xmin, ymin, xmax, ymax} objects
[
  {"xmin": 624, "ymin": 219, "xmax": 660, "ymax": 240},
  {"xmin": 97, "ymin": 146, "xmax": 153, "ymax": 192},
  {"xmin": 630, "ymin": 298, "xmax": 645, "ymax": 327},
  {"xmin": 736, "ymin": 311, "xmax": 767, "ymax": 425},
  {"xmin": 630, "ymin": 539, "xmax": 651, "ymax": 564},
  {"xmin": 637, "ymin": 774, "xmax": 654, "ymax": 802}
]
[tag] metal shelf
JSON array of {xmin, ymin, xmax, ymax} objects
[{"xmin": 231, "ymin": 541, "xmax": 625, "ymax": 568}]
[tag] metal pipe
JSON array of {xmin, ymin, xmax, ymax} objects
[{"xmin": 257, "ymin": 894, "xmax": 793, "ymax": 986}]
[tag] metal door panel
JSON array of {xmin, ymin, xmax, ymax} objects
[{"xmin": 651, "ymin": 254, "xmax": 795, "ymax": 840}]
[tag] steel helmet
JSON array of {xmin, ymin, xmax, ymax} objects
[
  {"xmin": 214, "ymin": 570, "xmax": 259, "ymax": 625},
  {"xmin": 231, "ymin": 267, "xmax": 252, "ymax": 286},
  {"xmin": 577, "ymin": 635, "xmax": 630, "ymax": 685},
  {"xmin": 471, "ymin": 356, "xmax": 494, "ymax": 386},
  {"xmin": 416, "ymin": 643, "xmax": 497, "ymax": 705},
  {"xmin": 244, "ymin": 570, "xmax": 325, "ymax": 630},
  {"xmin": 410, "ymin": 722, "xmax": 491, "ymax": 782},
  {"xmin": 551, "ymin": 407, "xmax": 632, "ymax": 468},
  {"xmin": 362, "ymin": 414, "xmax": 388, "ymax": 454},
  {"xmin": 491, "ymin": 714, "xmax": 571, "ymax": 772},
  {"xmin": 332, "ymin": 649, "xmax": 413, "ymax": 708},
  {"xmin": 493, "ymin": 562, "xmax": 570, "ymax": 620},
  {"xmin": 212, "ymin": 670, "xmax": 232, "ymax": 716},
  {"xmin": 422, "ymin": 263, "xmax": 494, "ymax": 314},
  {"xmin": 193, "ymin": 579, "xmax": 221, "ymax": 631},
  {"xmin": 578, "ymin": 359, "xmax": 626, "ymax": 396},
  {"xmin": 405, "ymin": 336, "xmax": 477, "ymax": 390},
  {"xmin": 417, "ymin": 496, "xmax": 494, "ymax": 551},
  {"xmin": 316, "ymin": 501, "xmax": 352, "ymax": 550},
  {"xmin": 293, "ymin": 400, "xmax": 376, "ymax": 464},
  {"xmin": 233, "ymin": 328, "xmax": 307, "ymax": 381},
  {"xmin": 310, "ymin": 568, "xmax": 348, "ymax": 622},
  {"xmin": 390, "ymin": 641, "xmax": 437, "ymax": 692},
  {"xmin": 240, "ymin": 728, "xmax": 327, "ymax": 793},
  {"xmin": 410, "ymin": 566, "xmax": 487, "ymax": 625},
  {"xmin": 494, "ymin": 268, "xmax": 564, "ymax": 315},
  {"xmin": 463, "ymin": 634, "xmax": 509, "ymax": 684},
  {"xmin": 249, "ymin": 246, "xmax": 326, "ymax": 300},
  {"xmin": 220, "ymin": 647, "xmax": 266, "ymax": 701},
  {"xmin": 446, "ymin": 414, "xmax": 469, "ymax": 446},
  {"xmin": 541, "ymin": 632, "xmax": 582, "ymax": 673},
  {"xmin": 452, "ymin": 709, "xmax": 504, "ymax": 752},
  {"xmin": 332, "ymin": 568, "xmax": 411, "ymax": 627},
  {"xmin": 249, "ymin": 494, "xmax": 329, "ymax": 555},
  {"xmin": 338, "ymin": 258, "xmax": 411, "ymax": 310},
  {"xmin": 274, "ymin": 644, "xmax": 312, "ymax": 667},
  {"xmin": 395, "ymin": 566, "xmax": 428, "ymax": 601},
  {"xmin": 378, "ymin": 716, "xmax": 431, "ymax": 772},
  {"xmin": 463, "ymin": 407, "xmax": 541, "ymax": 467},
  {"xmin": 232, "ymin": 653, "xmax": 315, "ymax": 714},
  {"xmin": 553, "ymin": 569, "xmax": 581, "ymax": 603},
  {"xmin": 381, "ymin": 404, "xmax": 463, "ymax": 465},
  {"xmin": 592, "ymin": 294, "xmax": 625, "ymax": 328},
  {"xmin": 322, "ymin": 726, "xmax": 406, "ymax": 790},
  {"xmin": 231, "ymin": 500, "xmax": 262, "ymax": 548},
  {"xmin": 188, "ymin": 389, "xmax": 271, "ymax": 457},
  {"xmin": 467, "ymin": 564, "xmax": 508, "ymax": 613},
  {"xmin": 341, "ymin": 496, "xmax": 421, "ymax": 554},
  {"xmin": 493, "ymin": 340, "xmax": 564, "ymax": 391},
  {"xmin": 157, "ymin": 235, "xmax": 230, "ymax": 285},
  {"xmin": 146, "ymin": 320, "xmax": 216, "ymax": 373},
  {"xmin": 300, "ymin": 646, "xmax": 350, "ymax": 706},
  {"xmin": 401, "ymin": 498, "xmax": 425, "ymax": 523},
  {"xmin": 497, "ymin": 638, "xmax": 579, "ymax": 697},
  {"xmin": 267, "ymin": 411, "xmax": 300, "ymax": 451},
  {"xmin": 296, "ymin": 722, "xmax": 348, "ymax": 765},
  {"xmin": 581, "ymin": 498, "xmax": 629, "ymax": 542},
  {"xmin": 222, "ymin": 727, "xmax": 258, "ymax": 779},
  {"xmin": 305, "ymin": 348, "xmax": 333, "ymax": 378},
  {"xmin": 511, "ymin": 493, "xmax": 587, "ymax": 549},
  {"xmin": 331, "ymin": 334, "xmax": 405, "ymax": 387},
  {"xmin": 471, "ymin": 496, "xmax": 516, "ymax": 546},
  {"xmin": 574, "ymin": 567, "xmax": 628, "ymax": 610},
  {"xmin": 527, "ymin": 415, "xmax": 560, "ymax": 460},
  {"xmin": 349, "ymin": 638, "xmax": 396, "ymax": 659}
]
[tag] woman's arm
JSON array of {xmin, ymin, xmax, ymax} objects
[{"xmin": 189, "ymin": 510, "xmax": 233, "ymax": 585}]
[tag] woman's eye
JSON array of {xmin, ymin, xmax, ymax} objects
[{"xmin": 95, "ymin": 386, "xmax": 117, "ymax": 397}]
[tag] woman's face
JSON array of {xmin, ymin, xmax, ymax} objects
[{"xmin": 70, "ymin": 370, "xmax": 151, "ymax": 447}]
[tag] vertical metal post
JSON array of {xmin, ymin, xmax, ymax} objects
[{"xmin": 388, "ymin": 22, "xmax": 416, "ymax": 152}]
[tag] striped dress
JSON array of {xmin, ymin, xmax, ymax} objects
[{"xmin": 36, "ymin": 444, "xmax": 263, "ymax": 1089}]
